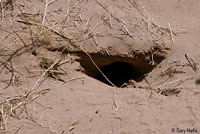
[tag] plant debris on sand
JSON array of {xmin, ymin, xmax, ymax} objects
[{"xmin": 0, "ymin": 0, "xmax": 200, "ymax": 133}]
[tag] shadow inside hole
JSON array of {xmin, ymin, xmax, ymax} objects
[{"xmin": 94, "ymin": 61, "xmax": 142, "ymax": 87}]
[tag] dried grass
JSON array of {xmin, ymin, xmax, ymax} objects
[{"xmin": 0, "ymin": 89, "xmax": 50, "ymax": 132}]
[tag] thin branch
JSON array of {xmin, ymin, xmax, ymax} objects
[
  {"xmin": 42, "ymin": 0, "xmax": 48, "ymax": 29},
  {"xmin": 122, "ymin": 23, "xmax": 136, "ymax": 38},
  {"xmin": 64, "ymin": 76, "xmax": 85, "ymax": 83},
  {"xmin": 42, "ymin": 0, "xmax": 55, "ymax": 29},
  {"xmin": 30, "ymin": 59, "xmax": 59, "ymax": 91},
  {"xmin": 84, "ymin": 51, "xmax": 117, "ymax": 87},
  {"xmin": 1, "ymin": 61, "xmax": 14, "ymax": 90},
  {"xmin": 168, "ymin": 22, "xmax": 174, "ymax": 44},
  {"xmin": 0, "ymin": 0, "xmax": 4, "ymax": 24},
  {"xmin": 185, "ymin": 54, "xmax": 198, "ymax": 73},
  {"xmin": 84, "ymin": 10, "xmax": 94, "ymax": 30}
]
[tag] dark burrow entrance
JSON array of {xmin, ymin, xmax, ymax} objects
[
  {"xmin": 71, "ymin": 50, "xmax": 166, "ymax": 87},
  {"xmin": 74, "ymin": 53, "xmax": 158, "ymax": 87},
  {"xmin": 94, "ymin": 61, "xmax": 142, "ymax": 87}
]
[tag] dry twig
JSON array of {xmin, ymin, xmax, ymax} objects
[
  {"xmin": 168, "ymin": 22, "xmax": 175, "ymax": 44},
  {"xmin": 0, "ymin": 88, "xmax": 50, "ymax": 131},
  {"xmin": 95, "ymin": 0, "xmax": 135, "ymax": 38},
  {"xmin": 185, "ymin": 54, "xmax": 198, "ymax": 73}
]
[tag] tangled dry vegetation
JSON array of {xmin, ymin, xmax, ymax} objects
[{"xmin": 0, "ymin": 0, "xmax": 192, "ymax": 133}]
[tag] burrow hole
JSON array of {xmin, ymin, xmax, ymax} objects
[
  {"xmin": 75, "ymin": 53, "xmax": 159, "ymax": 88},
  {"xmin": 94, "ymin": 61, "xmax": 143, "ymax": 87}
]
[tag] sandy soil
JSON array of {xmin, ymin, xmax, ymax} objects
[{"xmin": 0, "ymin": 0, "xmax": 200, "ymax": 134}]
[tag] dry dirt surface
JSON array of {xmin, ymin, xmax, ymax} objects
[{"xmin": 0, "ymin": 0, "xmax": 200, "ymax": 134}]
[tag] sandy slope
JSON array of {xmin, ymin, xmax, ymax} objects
[{"xmin": 0, "ymin": 0, "xmax": 200, "ymax": 134}]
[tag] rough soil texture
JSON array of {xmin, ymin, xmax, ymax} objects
[{"xmin": 0, "ymin": 0, "xmax": 200, "ymax": 134}]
